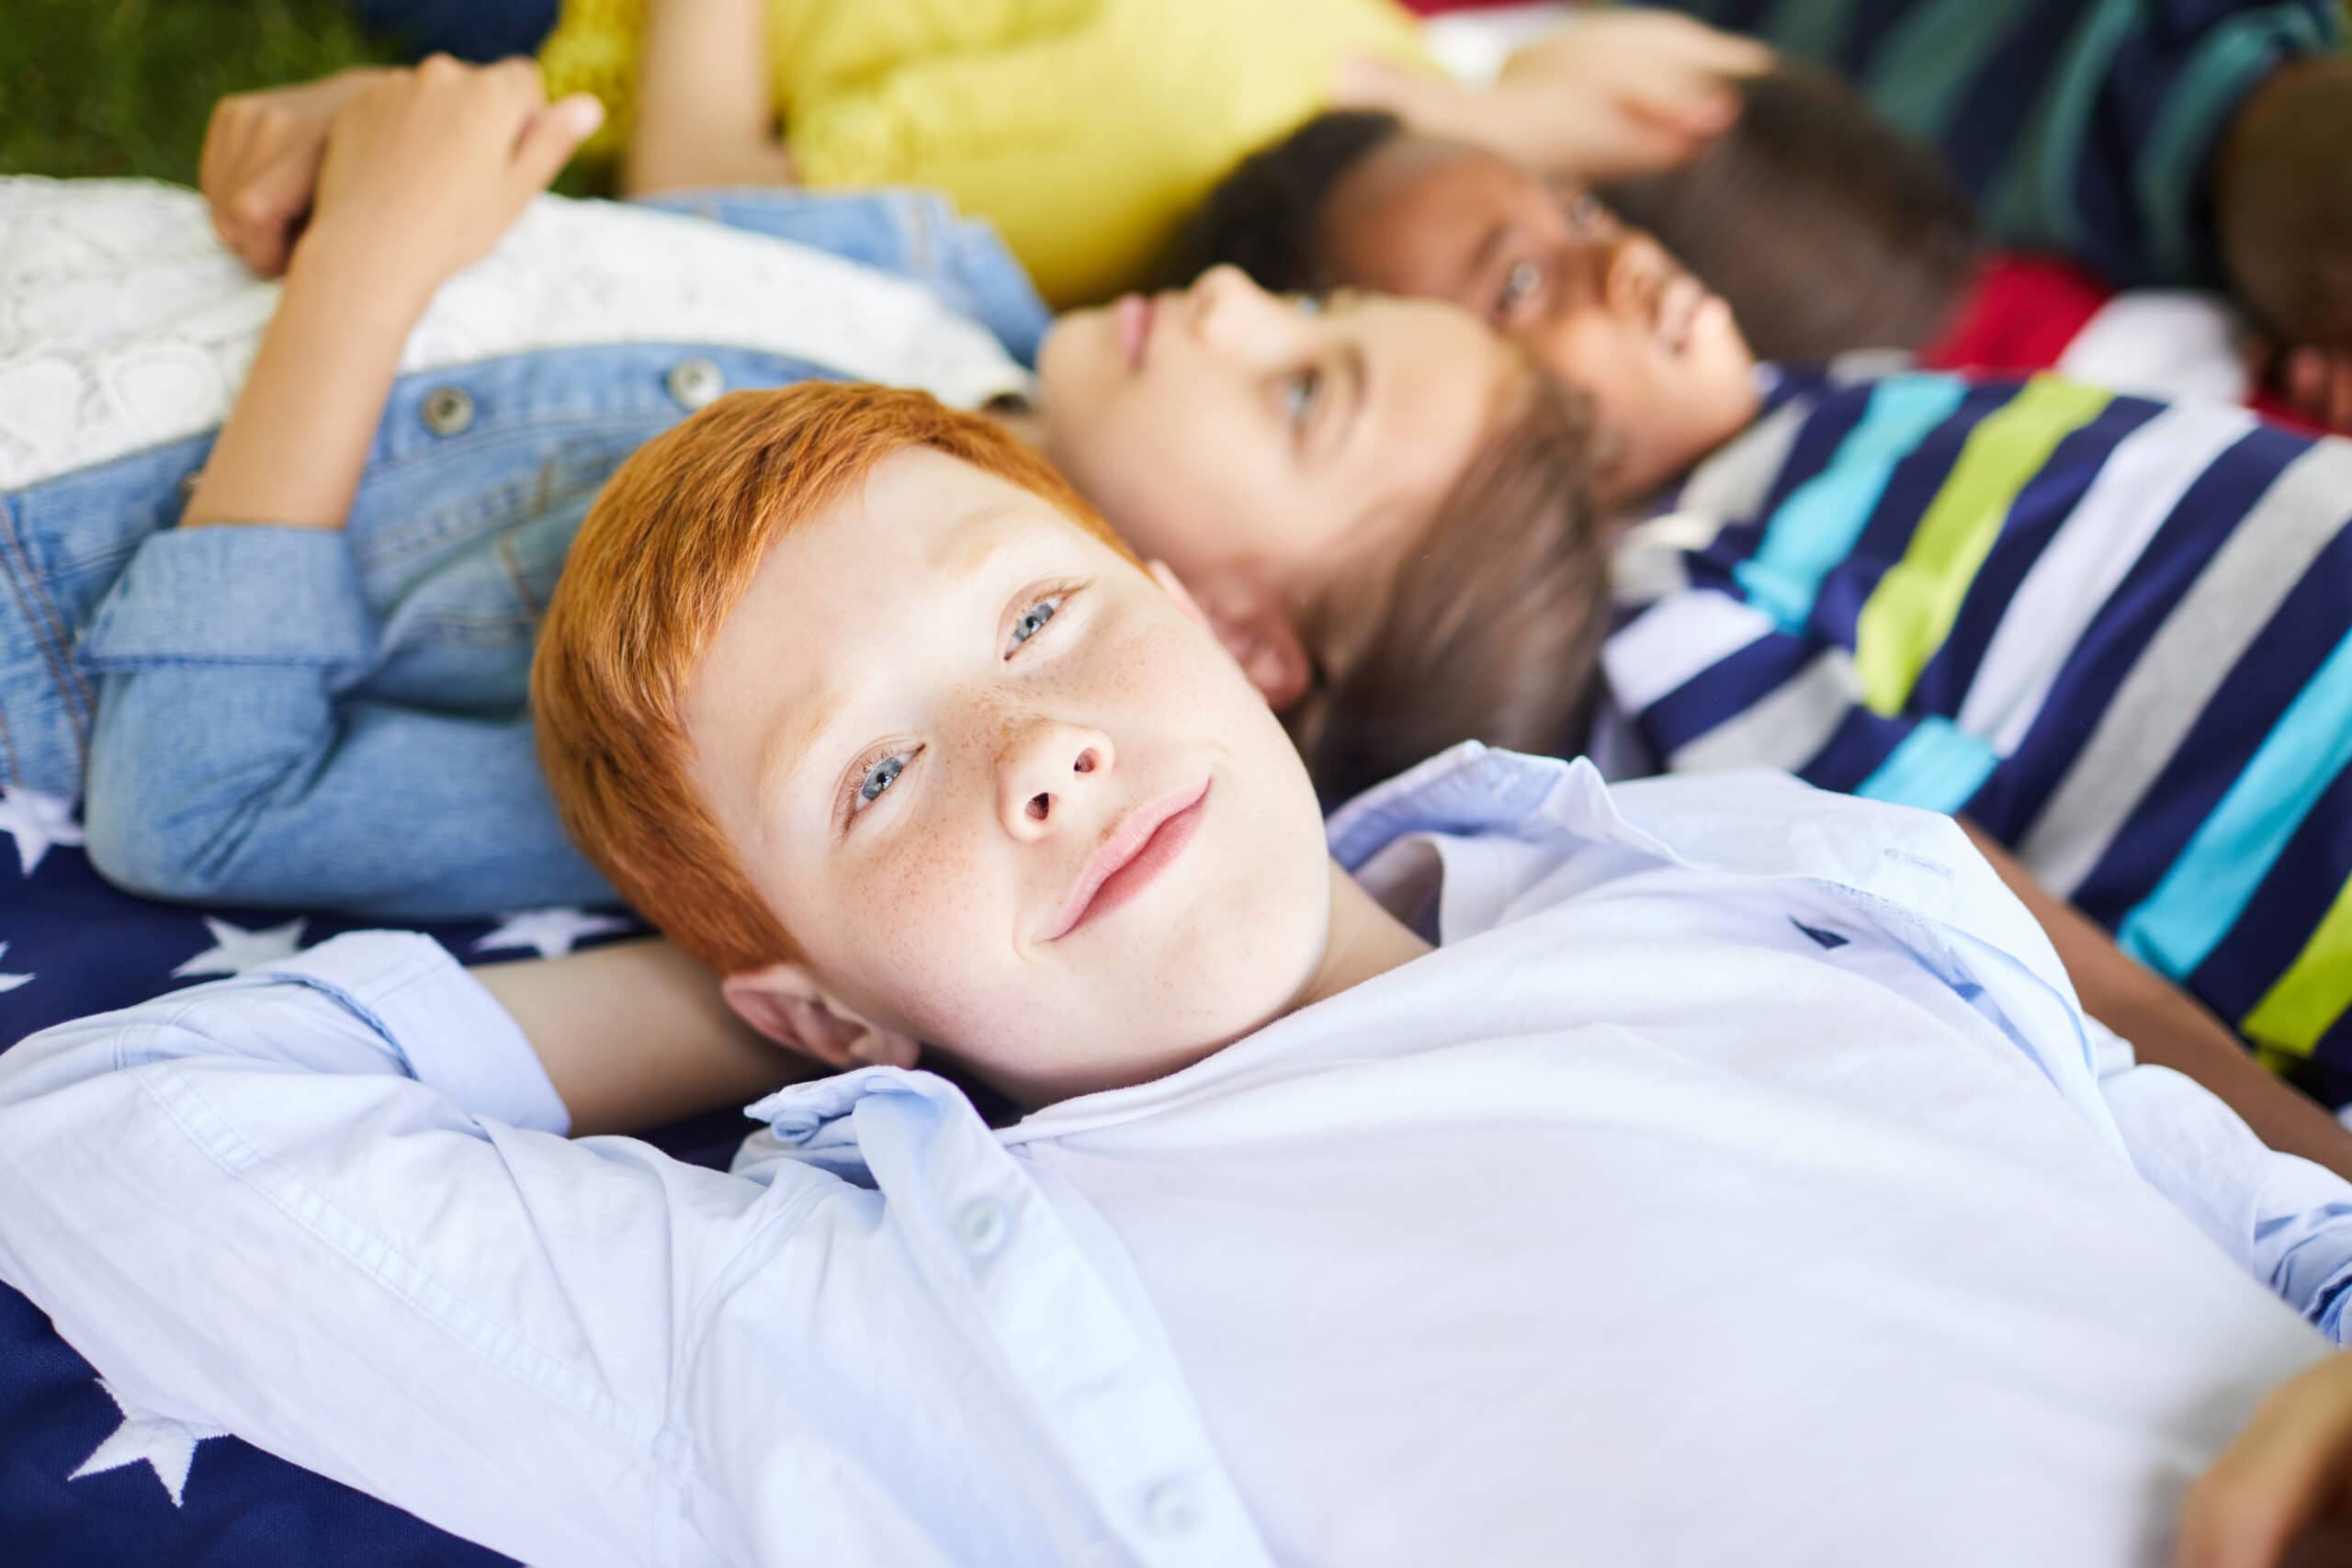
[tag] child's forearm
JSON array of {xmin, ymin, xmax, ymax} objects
[
  {"xmin": 624, "ymin": 0, "xmax": 797, "ymax": 196},
  {"xmin": 181, "ymin": 229, "xmax": 430, "ymax": 532},
  {"xmin": 472, "ymin": 938, "xmax": 817, "ymax": 1135}
]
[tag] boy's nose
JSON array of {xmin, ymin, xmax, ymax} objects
[
  {"xmin": 1601, "ymin": 232, "xmax": 1671, "ymax": 324},
  {"xmin": 997, "ymin": 716, "xmax": 1114, "ymax": 840}
]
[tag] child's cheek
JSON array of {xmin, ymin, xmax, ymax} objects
[{"xmin": 851, "ymin": 834, "xmax": 1001, "ymax": 1043}]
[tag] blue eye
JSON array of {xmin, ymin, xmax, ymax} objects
[
  {"xmin": 1284, "ymin": 367, "xmax": 1323, "ymax": 426},
  {"xmin": 1497, "ymin": 259, "xmax": 1544, "ymax": 320},
  {"xmin": 1010, "ymin": 595, "xmax": 1060, "ymax": 650},
  {"xmin": 856, "ymin": 753, "xmax": 906, "ymax": 809}
]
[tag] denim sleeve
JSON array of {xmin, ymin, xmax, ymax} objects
[
  {"xmin": 629, "ymin": 187, "xmax": 1052, "ymax": 367},
  {"xmin": 77, "ymin": 525, "xmax": 616, "ymax": 918}
]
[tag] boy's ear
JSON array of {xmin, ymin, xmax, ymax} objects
[
  {"xmin": 1145, "ymin": 559, "xmax": 1314, "ymax": 711},
  {"xmin": 720, "ymin": 964, "xmax": 920, "ymax": 1073}
]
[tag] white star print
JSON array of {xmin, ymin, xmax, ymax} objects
[
  {"xmin": 69, "ymin": 1380, "xmax": 229, "ymax": 1507},
  {"xmin": 474, "ymin": 907, "xmax": 634, "ymax": 960},
  {"xmin": 0, "ymin": 942, "xmax": 30, "ymax": 993},
  {"xmin": 0, "ymin": 785, "xmax": 84, "ymax": 876},
  {"xmin": 172, "ymin": 916, "xmax": 308, "ymax": 978}
]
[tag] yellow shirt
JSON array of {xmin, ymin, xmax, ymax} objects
[{"xmin": 541, "ymin": 0, "xmax": 1433, "ymax": 306}]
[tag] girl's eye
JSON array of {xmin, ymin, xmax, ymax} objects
[
  {"xmin": 1496, "ymin": 259, "xmax": 1544, "ymax": 321},
  {"xmin": 1566, "ymin": 192, "xmax": 1608, "ymax": 234},
  {"xmin": 853, "ymin": 751, "xmax": 910, "ymax": 816},
  {"xmin": 1008, "ymin": 593, "xmax": 1063, "ymax": 653},
  {"xmin": 1284, "ymin": 366, "xmax": 1323, "ymax": 427}
]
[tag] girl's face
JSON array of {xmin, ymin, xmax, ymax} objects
[
  {"xmin": 1034, "ymin": 267, "xmax": 1528, "ymax": 609},
  {"xmin": 1317, "ymin": 135, "xmax": 1764, "ymax": 501}
]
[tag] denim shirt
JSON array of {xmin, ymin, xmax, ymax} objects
[{"xmin": 0, "ymin": 188, "xmax": 1050, "ymax": 918}]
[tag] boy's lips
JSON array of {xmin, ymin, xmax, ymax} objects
[
  {"xmin": 1045, "ymin": 778, "xmax": 1210, "ymax": 942},
  {"xmin": 1115, "ymin": 294, "xmax": 1155, "ymax": 370}
]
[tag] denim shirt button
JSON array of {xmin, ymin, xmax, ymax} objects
[
  {"xmin": 667, "ymin": 357, "xmax": 726, "ymax": 412},
  {"xmin": 956, "ymin": 1197, "xmax": 1010, "ymax": 1258},
  {"xmin": 421, "ymin": 386, "xmax": 475, "ymax": 436},
  {"xmin": 1141, "ymin": 1479, "xmax": 1203, "ymax": 1539}
]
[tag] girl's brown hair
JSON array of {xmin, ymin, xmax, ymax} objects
[{"xmin": 1292, "ymin": 369, "xmax": 1609, "ymax": 807}]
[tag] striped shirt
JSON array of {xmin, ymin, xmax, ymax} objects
[
  {"xmin": 1607, "ymin": 367, "xmax": 2352, "ymax": 1097},
  {"xmin": 1648, "ymin": 0, "xmax": 2343, "ymax": 290}
]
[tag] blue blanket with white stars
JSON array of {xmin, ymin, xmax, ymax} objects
[{"xmin": 0, "ymin": 784, "xmax": 739, "ymax": 1566}]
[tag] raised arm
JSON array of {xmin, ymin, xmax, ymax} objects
[
  {"xmin": 79, "ymin": 62, "xmax": 614, "ymax": 915},
  {"xmin": 1333, "ymin": 10, "xmax": 1770, "ymax": 182},
  {"xmin": 183, "ymin": 59, "xmax": 600, "ymax": 533},
  {"xmin": 622, "ymin": 0, "xmax": 798, "ymax": 196},
  {"xmin": 0, "ymin": 934, "xmax": 804, "ymax": 1564}
]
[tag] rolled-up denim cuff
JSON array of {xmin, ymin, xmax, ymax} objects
[{"xmin": 80, "ymin": 525, "xmax": 379, "ymax": 669}]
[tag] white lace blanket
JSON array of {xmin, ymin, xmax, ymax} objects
[{"xmin": 0, "ymin": 178, "xmax": 1033, "ymax": 490}]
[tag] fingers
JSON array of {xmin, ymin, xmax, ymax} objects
[
  {"xmin": 223, "ymin": 145, "xmax": 322, "ymax": 275},
  {"xmin": 2178, "ymin": 1356, "xmax": 2352, "ymax": 1568},
  {"xmin": 1330, "ymin": 54, "xmax": 1469, "ymax": 131},
  {"xmin": 2278, "ymin": 348, "xmax": 2352, "ymax": 433},
  {"xmin": 1623, "ymin": 71, "xmax": 1742, "ymax": 141},
  {"xmin": 1685, "ymin": 23, "xmax": 1774, "ymax": 79},
  {"xmin": 513, "ymin": 94, "xmax": 605, "ymax": 192}
]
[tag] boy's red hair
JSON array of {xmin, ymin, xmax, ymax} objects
[{"xmin": 533, "ymin": 382, "xmax": 1134, "ymax": 976}]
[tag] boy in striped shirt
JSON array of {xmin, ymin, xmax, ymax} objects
[
  {"xmin": 1187, "ymin": 94, "xmax": 2352, "ymax": 1105},
  {"xmin": 1607, "ymin": 355, "xmax": 2352, "ymax": 1098}
]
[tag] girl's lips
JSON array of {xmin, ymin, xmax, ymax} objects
[{"xmin": 1116, "ymin": 294, "xmax": 1155, "ymax": 370}]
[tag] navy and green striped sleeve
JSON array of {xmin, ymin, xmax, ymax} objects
[{"xmin": 1652, "ymin": 0, "xmax": 2344, "ymax": 288}]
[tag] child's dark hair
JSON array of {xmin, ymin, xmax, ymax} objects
[
  {"xmin": 2217, "ymin": 58, "xmax": 2352, "ymax": 347},
  {"xmin": 1290, "ymin": 367, "xmax": 1610, "ymax": 807},
  {"xmin": 1170, "ymin": 108, "xmax": 1405, "ymax": 294},
  {"xmin": 1595, "ymin": 60, "xmax": 1983, "ymax": 362},
  {"xmin": 1185, "ymin": 64, "xmax": 1984, "ymax": 363}
]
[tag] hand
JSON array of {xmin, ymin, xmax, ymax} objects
[
  {"xmin": 1336, "ymin": 12, "xmax": 1772, "ymax": 181},
  {"xmin": 296, "ymin": 57, "xmax": 603, "ymax": 300},
  {"xmin": 200, "ymin": 67, "xmax": 391, "ymax": 276},
  {"xmin": 2179, "ymin": 1353, "xmax": 2352, "ymax": 1567},
  {"xmin": 2276, "ymin": 344, "xmax": 2352, "ymax": 433}
]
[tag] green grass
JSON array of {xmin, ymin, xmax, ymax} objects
[{"xmin": 0, "ymin": 0, "xmax": 395, "ymax": 184}]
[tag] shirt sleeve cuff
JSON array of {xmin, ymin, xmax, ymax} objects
[
  {"xmin": 249, "ymin": 931, "xmax": 572, "ymax": 1136},
  {"xmin": 80, "ymin": 525, "xmax": 379, "ymax": 669}
]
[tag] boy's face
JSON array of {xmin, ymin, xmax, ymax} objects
[
  {"xmin": 1318, "ymin": 134, "xmax": 1762, "ymax": 500},
  {"xmin": 1034, "ymin": 265, "xmax": 1523, "ymax": 611},
  {"xmin": 685, "ymin": 447, "xmax": 1337, "ymax": 1106}
]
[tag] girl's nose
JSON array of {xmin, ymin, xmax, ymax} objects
[{"xmin": 1187, "ymin": 264, "xmax": 1282, "ymax": 352}]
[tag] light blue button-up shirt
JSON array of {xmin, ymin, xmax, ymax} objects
[{"xmin": 3, "ymin": 747, "xmax": 2349, "ymax": 1565}]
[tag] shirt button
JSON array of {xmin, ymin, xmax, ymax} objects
[
  {"xmin": 956, "ymin": 1198, "xmax": 1009, "ymax": 1258},
  {"xmin": 1142, "ymin": 1479, "xmax": 1203, "ymax": 1539},
  {"xmin": 421, "ymin": 386, "xmax": 475, "ymax": 436},
  {"xmin": 667, "ymin": 356, "xmax": 726, "ymax": 412}
]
